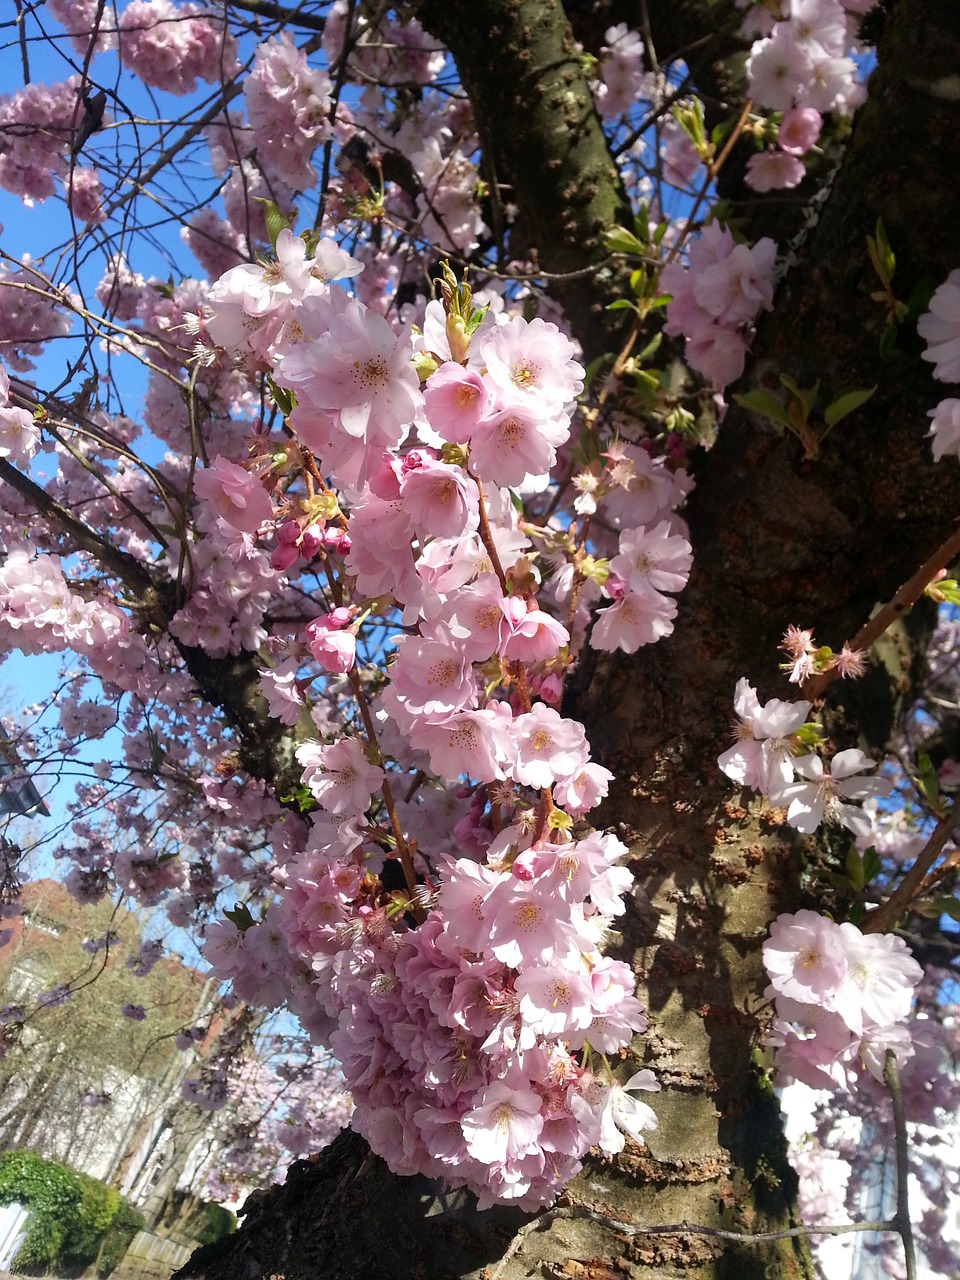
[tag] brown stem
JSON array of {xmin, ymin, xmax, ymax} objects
[
  {"xmin": 474, "ymin": 477, "xmax": 510, "ymax": 596},
  {"xmin": 883, "ymin": 1050, "xmax": 918, "ymax": 1280},
  {"xmin": 803, "ymin": 523, "xmax": 960, "ymax": 701},
  {"xmin": 861, "ymin": 799, "xmax": 960, "ymax": 934}
]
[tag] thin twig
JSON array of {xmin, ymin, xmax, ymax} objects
[
  {"xmin": 884, "ymin": 1050, "xmax": 918, "ymax": 1280},
  {"xmin": 802, "ymin": 522, "xmax": 960, "ymax": 701},
  {"xmin": 861, "ymin": 798, "xmax": 960, "ymax": 934},
  {"xmin": 486, "ymin": 1205, "xmax": 900, "ymax": 1280},
  {"xmin": 228, "ymin": 0, "xmax": 327, "ymax": 33}
]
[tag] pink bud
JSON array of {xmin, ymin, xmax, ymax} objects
[
  {"xmin": 270, "ymin": 541, "xmax": 301, "ymax": 571},
  {"xmin": 367, "ymin": 452, "xmax": 401, "ymax": 499},
  {"xmin": 322, "ymin": 527, "xmax": 351, "ymax": 553},
  {"xmin": 539, "ymin": 674, "xmax": 563, "ymax": 704},
  {"xmin": 298, "ymin": 524, "xmax": 325, "ymax": 558}
]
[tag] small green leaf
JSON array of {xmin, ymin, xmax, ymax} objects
[
  {"xmin": 862, "ymin": 846, "xmax": 882, "ymax": 886},
  {"xmin": 916, "ymin": 750, "xmax": 941, "ymax": 811},
  {"xmin": 605, "ymin": 298, "xmax": 638, "ymax": 312},
  {"xmin": 845, "ymin": 846, "xmax": 865, "ymax": 891},
  {"xmin": 823, "ymin": 385, "xmax": 877, "ymax": 428},
  {"xmin": 794, "ymin": 723, "xmax": 825, "ymax": 749},
  {"xmin": 263, "ymin": 200, "xmax": 292, "ymax": 250},
  {"xmin": 224, "ymin": 903, "xmax": 255, "ymax": 932},
  {"xmin": 878, "ymin": 323, "xmax": 898, "ymax": 361},
  {"xmin": 603, "ymin": 226, "xmax": 646, "ymax": 255},
  {"xmin": 637, "ymin": 332, "xmax": 663, "ymax": 363},
  {"xmin": 633, "ymin": 203, "xmax": 650, "ymax": 244},
  {"xmin": 632, "ymin": 368, "xmax": 660, "ymax": 393},
  {"xmin": 732, "ymin": 388, "xmax": 794, "ymax": 429},
  {"xmin": 465, "ymin": 301, "xmax": 489, "ymax": 335},
  {"xmin": 867, "ymin": 217, "xmax": 895, "ymax": 287},
  {"xmin": 875, "ymin": 217, "xmax": 895, "ymax": 280},
  {"xmin": 267, "ymin": 376, "xmax": 294, "ymax": 417},
  {"xmin": 779, "ymin": 373, "xmax": 820, "ymax": 421}
]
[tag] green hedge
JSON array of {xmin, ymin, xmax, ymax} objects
[
  {"xmin": 0, "ymin": 1150, "xmax": 143, "ymax": 1276},
  {"xmin": 192, "ymin": 1200, "xmax": 236, "ymax": 1247}
]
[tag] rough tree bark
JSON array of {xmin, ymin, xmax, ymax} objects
[{"xmin": 172, "ymin": 2, "xmax": 960, "ymax": 1277}]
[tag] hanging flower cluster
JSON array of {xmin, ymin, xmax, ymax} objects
[{"xmin": 184, "ymin": 240, "xmax": 700, "ymax": 1206}]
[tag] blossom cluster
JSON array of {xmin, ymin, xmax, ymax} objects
[
  {"xmin": 116, "ymin": 0, "xmax": 237, "ymax": 96},
  {"xmin": 662, "ymin": 221, "xmax": 777, "ymax": 388},
  {"xmin": 0, "ymin": 362, "xmax": 40, "ymax": 467},
  {"xmin": 0, "ymin": 545, "xmax": 129, "ymax": 657},
  {"xmin": 744, "ymin": 0, "xmax": 867, "ymax": 119},
  {"xmin": 718, "ymin": 677, "xmax": 891, "ymax": 838},
  {"xmin": 763, "ymin": 909, "xmax": 923, "ymax": 1091},
  {"xmin": 0, "ymin": 77, "xmax": 81, "ymax": 203},
  {"xmin": 177, "ymin": 239, "xmax": 703, "ymax": 1205},
  {"xmin": 243, "ymin": 34, "xmax": 334, "ymax": 192}
]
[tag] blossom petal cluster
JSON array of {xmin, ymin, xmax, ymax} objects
[
  {"xmin": 718, "ymin": 679, "xmax": 890, "ymax": 836},
  {"xmin": 662, "ymin": 221, "xmax": 777, "ymax": 387},
  {"xmin": 176, "ymin": 250, "xmax": 699, "ymax": 1208},
  {"xmin": 763, "ymin": 909, "xmax": 923, "ymax": 1091}
]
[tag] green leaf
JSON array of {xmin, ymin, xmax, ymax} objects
[
  {"xmin": 875, "ymin": 217, "xmax": 895, "ymax": 281},
  {"xmin": 732, "ymin": 388, "xmax": 794, "ymax": 429},
  {"xmin": 845, "ymin": 846, "xmax": 865, "ymax": 891},
  {"xmin": 916, "ymin": 750, "xmax": 941, "ymax": 810},
  {"xmin": 632, "ymin": 368, "xmax": 660, "ymax": 393},
  {"xmin": 267, "ymin": 376, "xmax": 294, "ymax": 417},
  {"xmin": 605, "ymin": 298, "xmax": 638, "ymax": 312},
  {"xmin": 263, "ymin": 199, "xmax": 292, "ymax": 250},
  {"xmin": 878, "ymin": 322, "xmax": 898, "ymax": 361},
  {"xmin": 603, "ymin": 226, "xmax": 646, "ymax": 255},
  {"xmin": 633, "ymin": 203, "xmax": 650, "ymax": 244},
  {"xmin": 779, "ymin": 373, "xmax": 820, "ymax": 421},
  {"xmin": 867, "ymin": 217, "xmax": 895, "ymax": 287},
  {"xmin": 862, "ymin": 846, "xmax": 882, "ymax": 885},
  {"xmin": 224, "ymin": 902, "xmax": 255, "ymax": 932},
  {"xmin": 823, "ymin": 385, "xmax": 877, "ymax": 428},
  {"xmin": 637, "ymin": 332, "xmax": 663, "ymax": 363}
]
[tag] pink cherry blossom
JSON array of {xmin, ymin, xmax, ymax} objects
[
  {"xmin": 508, "ymin": 705, "xmax": 590, "ymax": 790},
  {"xmin": 296, "ymin": 738, "xmax": 384, "ymax": 815},
  {"xmin": 771, "ymin": 749, "xmax": 892, "ymax": 836},
  {"xmin": 193, "ymin": 455, "xmax": 274, "ymax": 535},
  {"xmin": 718, "ymin": 678, "xmax": 811, "ymax": 794},
  {"xmin": 745, "ymin": 151, "xmax": 806, "ymax": 192},
  {"xmin": 479, "ymin": 316, "xmax": 584, "ymax": 416},
  {"xmin": 461, "ymin": 1079, "xmax": 544, "ymax": 1165}
]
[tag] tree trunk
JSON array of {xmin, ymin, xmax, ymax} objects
[{"xmin": 174, "ymin": 2, "xmax": 960, "ymax": 1277}]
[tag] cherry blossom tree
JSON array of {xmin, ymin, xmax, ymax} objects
[{"xmin": 0, "ymin": 3, "xmax": 958, "ymax": 1279}]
